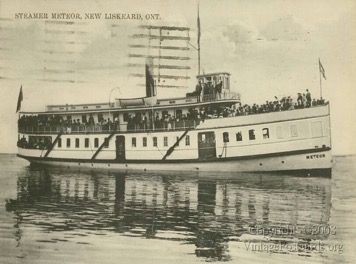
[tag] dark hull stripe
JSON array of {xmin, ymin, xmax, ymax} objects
[
  {"xmin": 18, "ymin": 147, "xmax": 331, "ymax": 164},
  {"xmin": 264, "ymin": 168, "xmax": 332, "ymax": 178}
]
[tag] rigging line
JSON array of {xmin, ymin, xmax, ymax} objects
[{"xmin": 187, "ymin": 42, "xmax": 198, "ymax": 51}]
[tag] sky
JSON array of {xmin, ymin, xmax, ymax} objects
[{"xmin": 0, "ymin": 0, "xmax": 355, "ymax": 155}]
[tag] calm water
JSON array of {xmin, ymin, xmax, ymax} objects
[{"xmin": 0, "ymin": 154, "xmax": 355, "ymax": 264}]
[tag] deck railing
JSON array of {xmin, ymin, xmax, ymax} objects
[
  {"xmin": 18, "ymin": 120, "xmax": 198, "ymax": 134},
  {"xmin": 18, "ymin": 102, "xmax": 328, "ymax": 135},
  {"xmin": 202, "ymin": 91, "xmax": 240, "ymax": 102}
]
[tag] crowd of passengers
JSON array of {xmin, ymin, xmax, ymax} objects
[
  {"xmin": 18, "ymin": 114, "xmax": 118, "ymax": 130},
  {"xmin": 123, "ymin": 90, "xmax": 326, "ymax": 130},
  {"xmin": 234, "ymin": 91, "xmax": 326, "ymax": 115},
  {"xmin": 17, "ymin": 136, "xmax": 51, "ymax": 149},
  {"xmin": 187, "ymin": 80, "xmax": 224, "ymax": 102},
  {"xmin": 18, "ymin": 90, "xmax": 326, "ymax": 131},
  {"xmin": 126, "ymin": 109, "xmax": 203, "ymax": 131}
]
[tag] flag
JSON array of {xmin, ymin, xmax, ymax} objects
[
  {"xmin": 16, "ymin": 86, "xmax": 23, "ymax": 113},
  {"xmin": 319, "ymin": 59, "xmax": 326, "ymax": 80},
  {"xmin": 197, "ymin": 3, "xmax": 201, "ymax": 46}
]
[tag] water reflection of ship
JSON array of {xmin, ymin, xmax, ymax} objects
[{"xmin": 6, "ymin": 168, "xmax": 331, "ymax": 261}]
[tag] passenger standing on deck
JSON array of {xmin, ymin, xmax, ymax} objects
[
  {"xmin": 195, "ymin": 80, "xmax": 202, "ymax": 102},
  {"xmin": 155, "ymin": 112, "xmax": 160, "ymax": 129},
  {"xmin": 167, "ymin": 114, "xmax": 172, "ymax": 130},
  {"xmin": 297, "ymin": 93, "xmax": 302, "ymax": 107},
  {"xmin": 88, "ymin": 114, "xmax": 95, "ymax": 125},
  {"xmin": 142, "ymin": 113, "xmax": 148, "ymax": 130},
  {"xmin": 107, "ymin": 118, "xmax": 112, "ymax": 131},
  {"xmin": 114, "ymin": 116, "xmax": 119, "ymax": 131},
  {"xmin": 215, "ymin": 81, "xmax": 223, "ymax": 100},
  {"xmin": 203, "ymin": 82, "xmax": 209, "ymax": 101},
  {"xmin": 127, "ymin": 114, "xmax": 133, "ymax": 131},
  {"xmin": 306, "ymin": 89, "xmax": 311, "ymax": 107},
  {"xmin": 302, "ymin": 94, "xmax": 307, "ymax": 108},
  {"xmin": 209, "ymin": 81, "xmax": 214, "ymax": 100}
]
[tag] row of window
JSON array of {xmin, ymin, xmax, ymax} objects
[
  {"xmin": 56, "ymin": 124, "xmax": 312, "ymax": 149},
  {"xmin": 132, "ymin": 135, "xmax": 190, "ymax": 148},
  {"xmin": 56, "ymin": 105, "xmax": 102, "ymax": 111},
  {"xmin": 222, "ymin": 125, "xmax": 299, "ymax": 143},
  {"xmin": 57, "ymin": 135, "xmax": 191, "ymax": 149},
  {"xmin": 58, "ymin": 137, "xmax": 109, "ymax": 148}
]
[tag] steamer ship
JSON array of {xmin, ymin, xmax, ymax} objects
[{"xmin": 16, "ymin": 21, "xmax": 332, "ymax": 176}]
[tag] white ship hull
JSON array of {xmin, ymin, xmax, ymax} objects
[
  {"xmin": 19, "ymin": 149, "xmax": 332, "ymax": 176},
  {"xmin": 17, "ymin": 105, "xmax": 333, "ymax": 177}
]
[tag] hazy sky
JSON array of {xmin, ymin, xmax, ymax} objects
[{"xmin": 0, "ymin": 0, "xmax": 355, "ymax": 154}]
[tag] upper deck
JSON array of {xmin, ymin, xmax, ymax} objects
[
  {"xmin": 18, "ymin": 99, "xmax": 329, "ymax": 136},
  {"xmin": 17, "ymin": 71, "xmax": 328, "ymax": 137},
  {"xmin": 43, "ymin": 91, "xmax": 240, "ymax": 114},
  {"xmin": 18, "ymin": 71, "xmax": 241, "ymax": 136},
  {"xmin": 39, "ymin": 71, "xmax": 236, "ymax": 113}
]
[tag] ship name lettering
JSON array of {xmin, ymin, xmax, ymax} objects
[
  {"xmin": 306, "ymin": 154, "xmax": 326, "ymax": 159},
  {"xmin": 51, "ymin": 13, "xmax": 82, "ymax": 19}
]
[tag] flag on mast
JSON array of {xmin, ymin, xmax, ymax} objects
[
  {"xmin": 319, "ymin": 59, "xmax": 326, "ymax": 80},
  {"xmin": 16, "ymin": 86, "xmax": 23, "ymax": 113}
]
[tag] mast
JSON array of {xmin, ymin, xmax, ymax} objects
[
  {"xmin": 319, "ymin": 64, "xmax": 322, "ymax": 100},
  {"xmin": 197, "ymin": 2, "xmax": 201, "ymax": 75}
]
